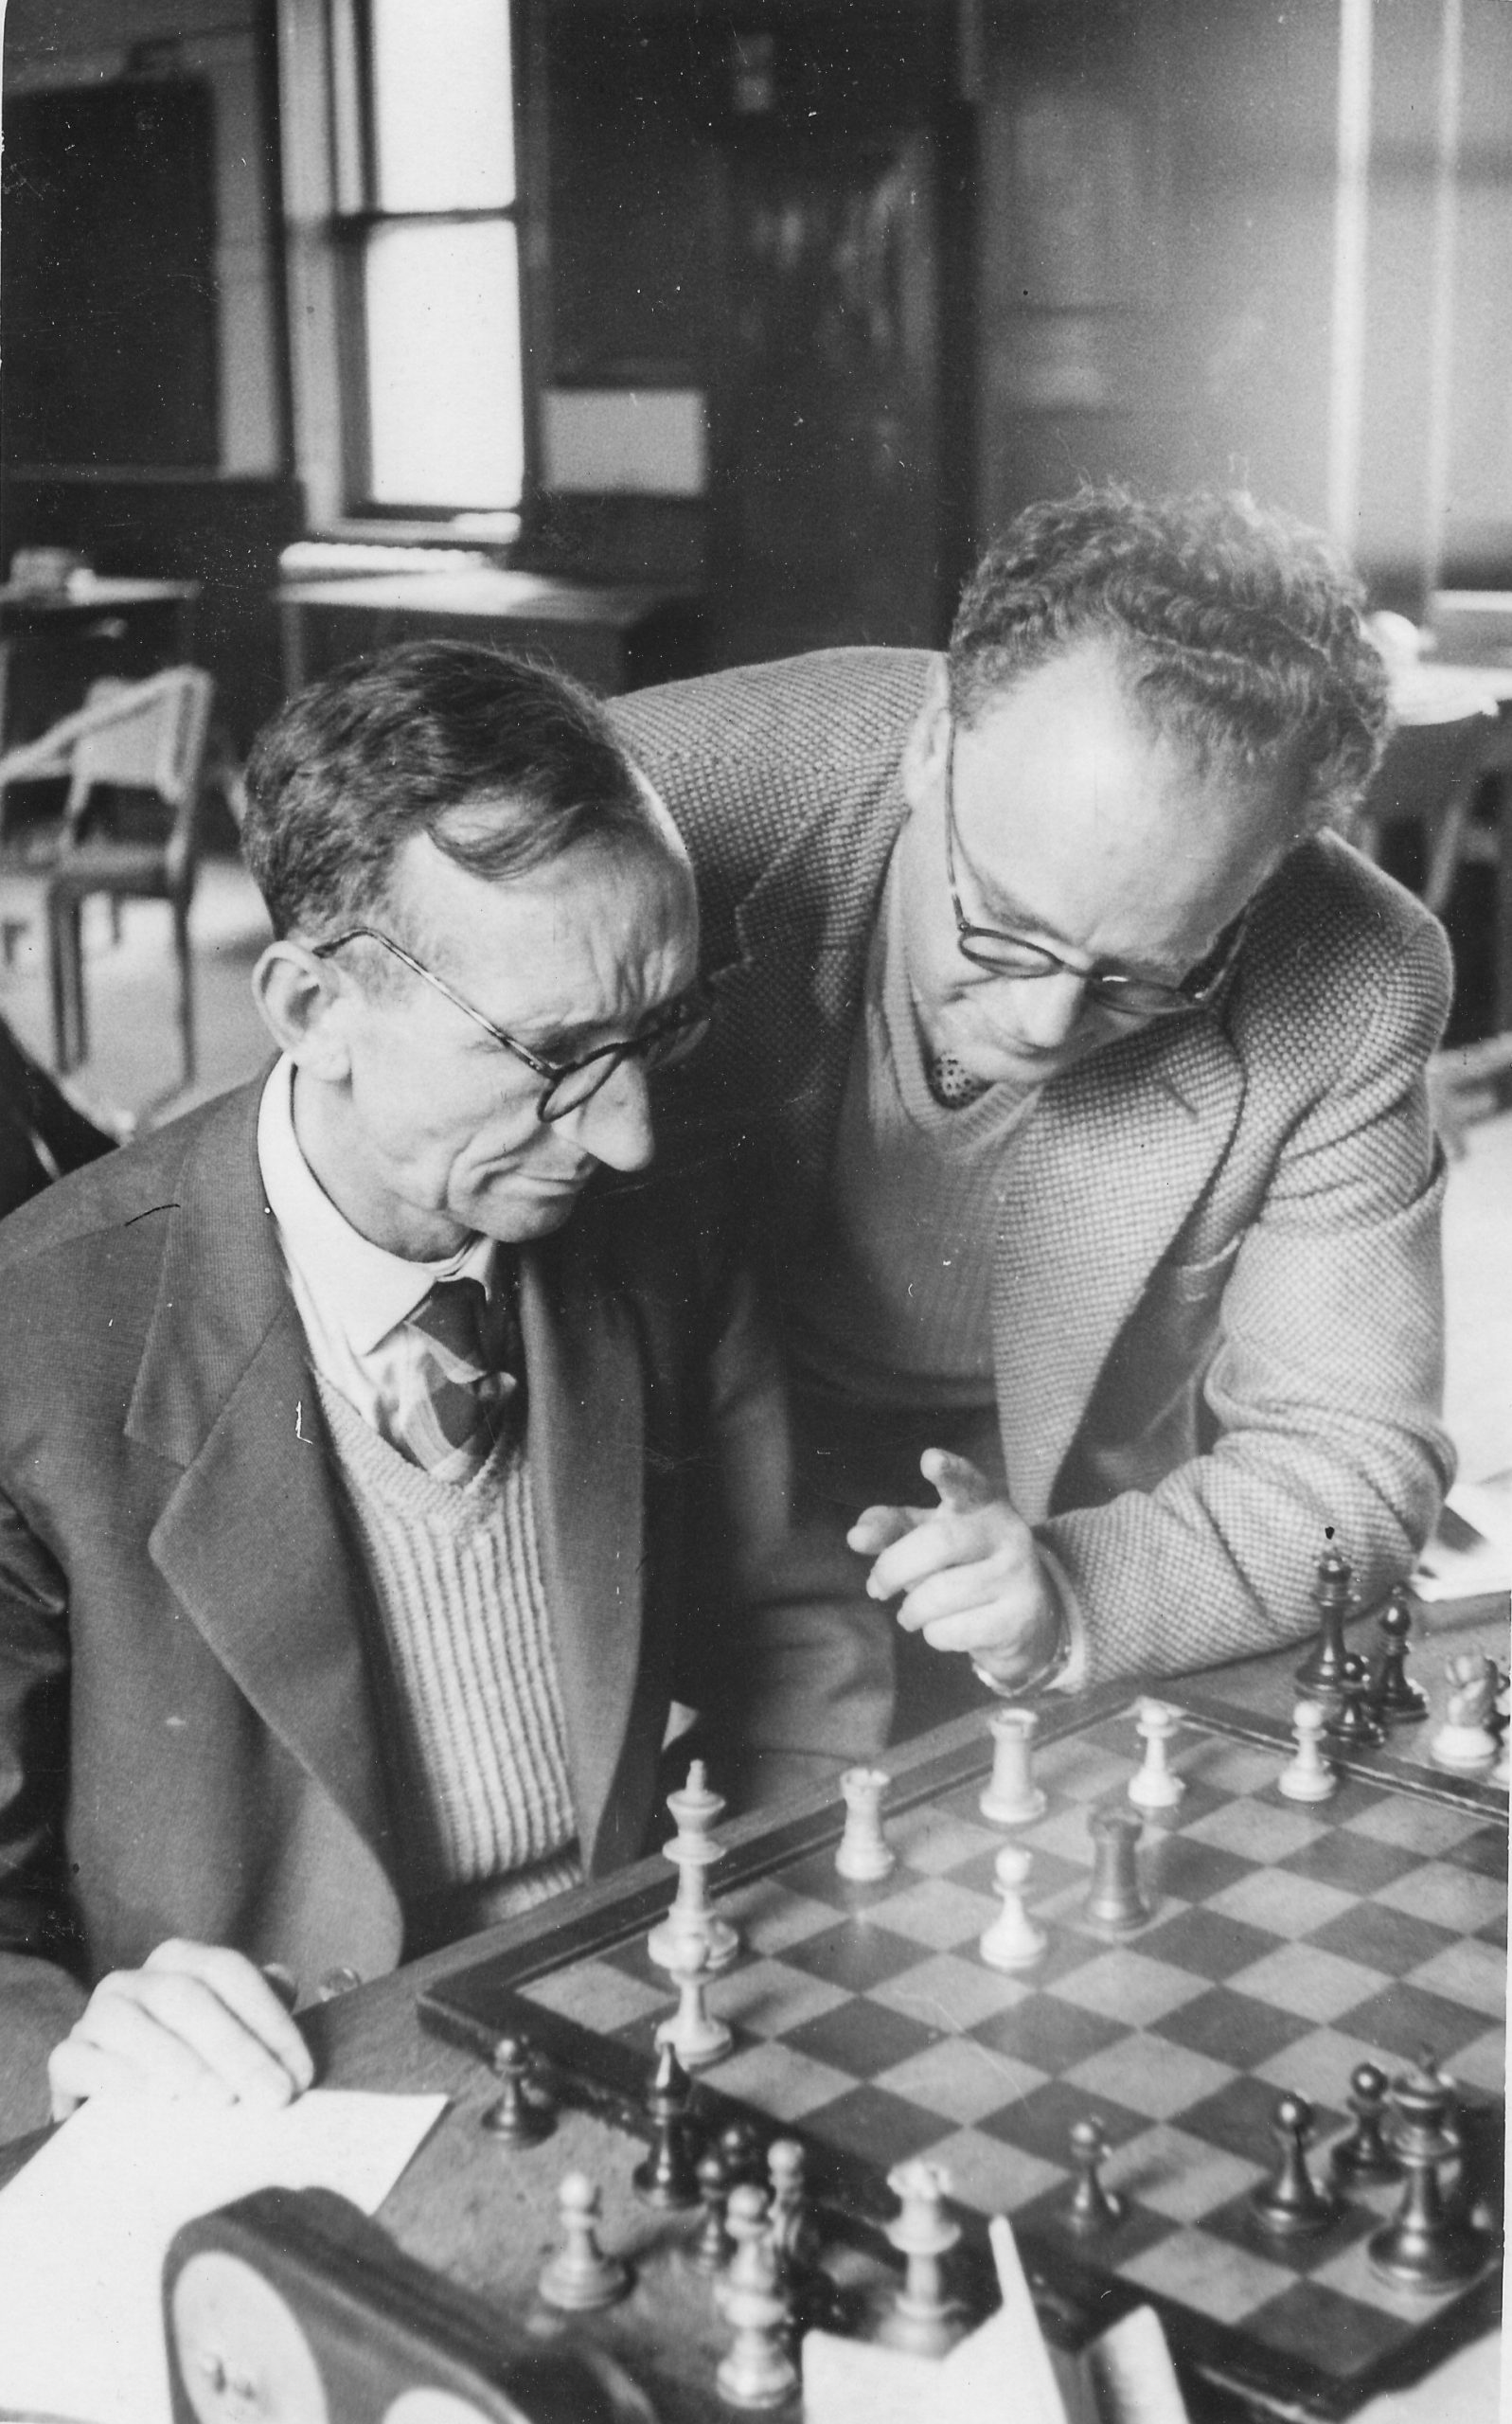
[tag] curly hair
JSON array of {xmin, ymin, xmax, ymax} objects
[
  {"xmin": 242, "ymin": 640, "xmax": 660, "ymax": 942},
  {"xmin": 949, "ymin": 487, "xmax": 1390, "ymax": 829}
]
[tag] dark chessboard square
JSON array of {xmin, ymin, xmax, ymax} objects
[
  {"xmin": 952, "ymin": 1844, "xmax": 1085, "ymax": 1906},
  {"xmin": 1444, "ymin": 1825, "xmax": 1512, "ymax": 1880},
  {"xmin": 777, "ymin": 1849, "xmax": 886, "ymax": 1911},
  {"xmin": 781, "ymin": 1995, "xmax": 940, "ymax": 2080},
  {"xmin": 1151, "ymin": 1986, "xmax": 1318, "ymax": 2072},
  {"xmin": 968, "ymin": 1991, "xmax": 1129, "ymax": 2076},
  {"xmin": 800, "ymin": 2081, "xmax": 953, "ymax": 2169},
  {"xmin": 1201, "ymin": 2182, "xmax": 1376, "ymax": 2276},
  {"xmin": 1277, "ymin": 1832, "xmax": 1423, "ymax": 1895},
  {"xmin": 1144, "ymin": 1835, "xmax": 1259, "ymax": 1904},
  {"xmin": 1138, "ymin": 1906, "xmax": 1284, "ymax": 1983},
  {"xmin": 777, "ymin": 1920, "xmax": 935, "ymax": 1997},
  {"xmin": 596, "ymin": 1932, "xmax": 673, "ymax": 1988},
  {"xmin": 1305, "ymin": 1900, "xmax": 1460, "ymax": 1979},
  {"xmin": 1338, "ymin": 1978, "xmax": 1499, "ymax": 2065},
  {"xmin": 1243, "ymin": 2275, "xmax": 1419, "ymax": 2378},
  {"xmin": 974, "ymin": 2076, "xmax": 1150, "ymax": 2166},
  {"xmin": 1009, "ymin": 2173, "xmax": 1175, "ymax": 2267},
  {"xmin": 1180, "ymin": 2072, "xmax": 1345, "ymax": 2168},
  {"xmin": 1474, "ymin": 1910, "xmax": 1506, "ymax": 1949}
]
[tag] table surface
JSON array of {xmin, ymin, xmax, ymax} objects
[
  {"xmin": 276, "ymin": 567, "xmax": 685, "ymax": 627},
  {"xmin": 0, "ymin": 577, "xmax": 199, "ymax": 615}
]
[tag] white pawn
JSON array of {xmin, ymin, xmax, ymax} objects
[
  {"xmin": 656, "ymin": 1932, "xmax": 732, "ymax": 2070},
  {"xmin": 538, "ymin": 2173, "xmax": 630, "ymax": 2311},
  {"xmin": 979, "ymin": 1706, "xmax": 1047, "ymax": 1825},
  {"xmin": 1128, "ymin": 1699, "xmax": 1185, "ymax": 1809},
  {"xmin": 835, "ymin": 1765, "xmax": 896, "ymax": 1881},
  {"xmin": 1278, "ymin": 1701, "xmax": 1339, "ymax": 1802},
  {"xmin": 978, "ymin": 1844, "xmax": 1047, "ymax": 1970}
]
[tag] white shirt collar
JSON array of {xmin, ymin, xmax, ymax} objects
[{"xmin": 258, "ymin": 1058, "xmax": 493, "ymax": 1357}]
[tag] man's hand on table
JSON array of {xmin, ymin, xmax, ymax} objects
[
  {"xmin": 47, "ymin": 1939, "xmax": 314, "ymax": 2121},
  {"xmin": 848, "ymin": 1448, "xmax": 1066, "ymax": 1691}
]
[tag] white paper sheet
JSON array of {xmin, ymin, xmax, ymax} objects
[{"xmin": 0, "ymin": 2088, "xmax": 447, "ymax": 2424}]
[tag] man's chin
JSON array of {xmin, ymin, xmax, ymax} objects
[{"xmin": 468, "ymin": 1176, "xmax": 592, "ymax": 1243}]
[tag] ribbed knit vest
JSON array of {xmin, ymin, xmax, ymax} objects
[{"xmin": 315, "ymin": 1376, "xmax": 579, "ymax": 1929}]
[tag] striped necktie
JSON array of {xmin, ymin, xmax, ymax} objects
[{"xmin": 393, "ymin": 1274, "xmax": 524, "ymax": 1485}]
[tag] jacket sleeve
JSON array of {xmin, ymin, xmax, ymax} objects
[
  {"xmin": 675, "ymin": 1243, "xmax": 892, "ymax": 1808},
  {"xmin": 1039, "ymin": 915, "xmax": 1455, "ymax": 1684},
  {"xmin": 0, "ymin": 1487, "xmax": 88, "ymax": 2134}
]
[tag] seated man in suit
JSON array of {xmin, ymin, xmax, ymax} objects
[
  {"xmin": 0, "ymin": 642, "xmax": 884, "ymax": 2133},
  {"xmin": 610, "ymin": 488, "xmax": 1453, "ymax": 1732}
]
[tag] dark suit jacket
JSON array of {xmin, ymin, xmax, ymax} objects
[
  {"xmin": 0, "ymin": 1014, "xmax": 114, "ymax": 1219},
  {"xmin": 0, "ymin": 1077, "xmax": 885, "ymax": 2130},
  {"xmin": 612, "ymin": 651, "xmax": 1455, "ymax": 1683}
]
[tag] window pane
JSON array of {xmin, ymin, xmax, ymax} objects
[
  {"xmin": 370, "ymin": 0, "xmax": 514, "ymax": 211},
  {"xmin": 365, "ymin": 221, "xmax": 523, "ymax": 508}
]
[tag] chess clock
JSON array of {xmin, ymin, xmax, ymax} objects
[{"xmin": 163, "ymin": 2187, "xmax": 657, "ymax": 2424}]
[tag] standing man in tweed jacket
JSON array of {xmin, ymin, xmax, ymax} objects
[{"xmin": 611, "ymin": 489, "xmax": 1453, "ymax": 1732}]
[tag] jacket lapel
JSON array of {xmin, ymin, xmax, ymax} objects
[
  {"xmin": 519, "ymin": 1221, "xmax": 647, "ymax": 1874},
  {"xmin": 993, "ymin": 1016, "xmax": 1245, "ymax": 1524},
  {"xmin": 127, "ymin": 1083, "xmax": 396, "ymax": 1878}
]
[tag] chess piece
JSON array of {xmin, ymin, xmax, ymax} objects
[
  {"xmin": 1249, "ymin": 2094, "xmax": 1334, "ymax": 2237},
  {"xmin": 835, "ymin": 1764, "xmax": 896, "ymax": 1881},
  {"xmin": 632, "ymin": 2041, "xmax": 699, "ymax": 2206},
  {"xmin": 655, "ymin": 1930, "xmax": 733, "ymax": 2070},
  {"xmin": 978, "ymin": 1844, "xmax": 1047, "ymax": 1970},
  {"xmin": 766, "ymin": 2138, "xmax": 813, "ymax": 2275},
  {"xmin": 537, "ymin": 2173, "xmax": 631, "ymax": 2310},
  {"xmin": 480, "ymin": 2032, "xmax": 554, "ymax": 2148},
  {"xmin": 715, "ymin": 2183, "xmax": 798, "ymax": 2408},
  {"xmin": 1277, "ymin": 1701, "xmax": 1339, "ymax": 1803},
  {"xmin": 1330, "ymin": 2061, "xmax": 1401, "ymax": 2189},
  {"xmin": 979, "ymin": 1705, "xmax": 1046, "ymax": 1825},
  {"xmin": 1084, "ymin": 1807, "xmax": 1149, "ymax": 1934},
  {"xmin": 878, "ymin": 2160, "xmax": 965, "ymax": 2357},
  {"xmin": 719, "ymin": 2119, "xmax": 769, "ymax": 2191},
  {"xmin": 648, "ymin": 1759, "xmax": 740, "ymax": 1974},
  {"xmin": 1066, "ymin": 2117, "xmax": 1123, "ymax": 2235},
  {"xmin": 1367, "ymin": 1588, "xmax": 1429, "ymax": 1724},
  {"xmin": 1128, "ymin": 1699, "xmax": 1185, "ymax": 1810},
  {"xmin": 1431, "ymin": 1652, "xmax": 1502, "ymax": 1771},
  {"xmin": 685, "ymin": 2146, "xmax": 734, "ymax": 2274},
  {"xmin": 1369, "ymin": 2067, "xmax": 1489, "ymax": 2290},
  {"xmin": 1323, "ymin": 1650, "xmax": 1385, "ymax": 1752},
  {"xmin": 1294, "ymin": 1543, "xmax": 1354, "ymax": 1697}
]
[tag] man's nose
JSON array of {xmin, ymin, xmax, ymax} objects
[
  {"xmin": 1008, "ymin": 970, "xmax": 1089, "ymax": 1049},
  {"xmin": 559, "ymin": 1057, "xmax": 656, "ymax": 1171}
]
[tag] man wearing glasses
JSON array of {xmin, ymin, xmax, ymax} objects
[
  {"xmin": 613, "ymin": 487, "xmax": 1452, "ymax": 1733},
  {"xmin": 0, "ymin": 643, "xmax": 884, "ymax": 2130}
]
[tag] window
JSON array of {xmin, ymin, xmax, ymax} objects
[{"xmin": 325, "ymin": 0, "xmax": 524, "ymax": 516}]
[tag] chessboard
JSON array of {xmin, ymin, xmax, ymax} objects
[{"xmin": 420, "ymin": 1689, "xmax": 1505, "ymax": 2423}]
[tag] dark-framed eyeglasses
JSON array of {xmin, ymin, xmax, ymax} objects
[
  {"xmin": 943, "ymin": 727, "xmax": 1249, "ymax": 1019},
  {"xmin": 311, "ymin": 925, "xmax": 716, "ymax": 1122}
]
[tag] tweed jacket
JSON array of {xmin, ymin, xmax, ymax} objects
[
  {"xmin": 0, "ymin": 1077, "xmax": 884, "ymax": 2132},
  {"xmin": 611, "ymin": 651, "xmax": 1454, "ymax": 1684}
]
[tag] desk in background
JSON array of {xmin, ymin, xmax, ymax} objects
[
  {"xmin": 0, "ymin": 578, "xmax": 200, "ymax": 750},
  {"xmin": 276, "ymin": 568, "xmax": 702, "ymax": 700}
]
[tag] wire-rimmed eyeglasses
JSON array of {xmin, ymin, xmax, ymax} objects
[
  {"xmin": 312, "ymin": 925, "xmax": 715, "ymax": 1122},
  {"xmin": 944, "ymin": 728, "xmax": 1248, "ymax": 1018}
]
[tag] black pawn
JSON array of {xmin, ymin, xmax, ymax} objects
[
  {"xmin": 1324, "ymin": 1651, "xmax": 1385, "ymax": 1753},
  {"xmin": 719, "ymin": 2117, "xmax": 768, "ymax": 2191},
  {"xmin": 632, "ymin": 2041, "xmax": 699, "ymax": 2207},
  {"xmin": 1295, "ymin": 1546, "xmax": 1353, "ymax": 1696},
  {"xmin": 1250, "ymin": 2094, "xmax": 1335, "ymax": 2237},
  {"xmin": 1066, "ymin": 2117, "xmax": 1123, "ymax": 2235},
  {"xmin": 480, "ymin": 2033, "xmax": 554, "ymax": 2147},
  {"xmin": 1085, "ymin": 1808, "xmax": 1148, "ymax": 1934},
  {"xmin": 1367, "ymin": 1589, "xmax": 1429, "ymax": 1724},
  {"xmin": 685, "ymin": 2146, "xmax": 733, "ymax": 2274},
  {"xmin": 1331, "ymin": 2061, "xmax": 1401, "ymax": 2189},
  {"xmin": 1369, "ymin": 2068, "xmax": 1488, "ymax": 2291}
]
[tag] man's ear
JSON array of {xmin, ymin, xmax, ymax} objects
[
  {"xmin": 252, "ymin": 940, "xmax": 354, "ymax": 1081},
  {"xmin": 900, "ymin": 655, "xmax": 952, "ymax": 816}
]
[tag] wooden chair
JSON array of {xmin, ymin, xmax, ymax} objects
[{"xmin": 0, "ymin": 667, "xmax": 214, "ymax": 1083}]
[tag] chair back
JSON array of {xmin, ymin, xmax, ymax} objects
[{"xmin": 63, "ymin": 667, "xmax": 215, "ymax": 854}]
